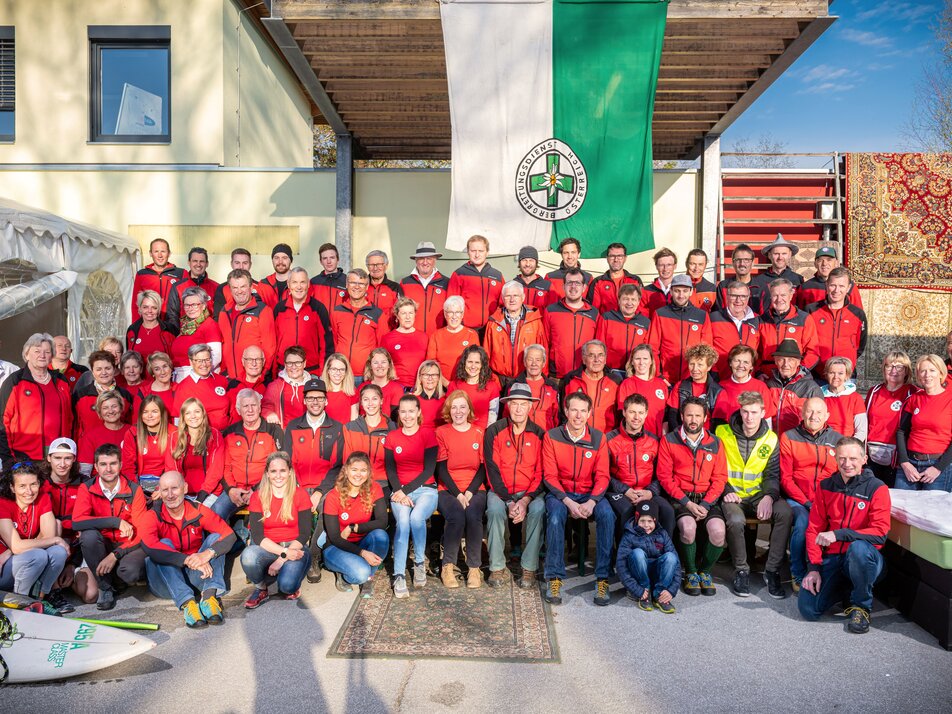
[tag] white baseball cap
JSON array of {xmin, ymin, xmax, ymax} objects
[{"xmin": 48, "ymin": 437, "xmax": 77, "ymax": 456}]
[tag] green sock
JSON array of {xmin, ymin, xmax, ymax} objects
[
  {"xmin": 698, "ymin": 542, "xmax": 724, "ymax": 573},
  {"xmin": 678, "ymin": 540, "xmax": 697, "ymax": 573}
]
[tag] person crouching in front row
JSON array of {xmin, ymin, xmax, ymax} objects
[{"xmin": 616, "ymin": 500, "xmax": 681, "ymax": 614}]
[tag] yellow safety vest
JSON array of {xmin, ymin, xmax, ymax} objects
[{"xmin": 714, "ymin": 425, "xmax": 778, "ymax": 500}]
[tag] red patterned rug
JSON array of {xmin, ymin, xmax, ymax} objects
[{"xmin": 846, "ymin": 153, "xmax": 952, "ymax": 289}]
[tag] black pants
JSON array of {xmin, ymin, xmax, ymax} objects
[
  {"xmin": 438, "ymin": 490, "xmax": 487, "ymax": 568},
  {"xmin": 608, "ymin": 493, "xmax": 676, "ymax": 539},
  {"xmin": 868, "ymin": 461, "xmax": 896, "ymax": 488},
  {"xmin": 79, "ymin": 530, "xmax": 146, "ymax": 591}
]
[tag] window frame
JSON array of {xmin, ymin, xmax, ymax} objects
[
  {"xmin": 0, "ymin": 26, "xmax": 14, "ymax": 143},
  {"xmin": 88, "ymin": 25, "xmax": 171, "ymax": 144}
]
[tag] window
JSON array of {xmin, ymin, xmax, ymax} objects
[
  {"xmin": 89, "ymin": 26, "xmax": 170, "ymax": 143},
  {"xmin": 0, "ymin": 27, "xmax": 13, "ymax": 141}
]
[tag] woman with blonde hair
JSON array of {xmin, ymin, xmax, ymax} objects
[
  {"xmin": 241, "ymin": 452, "xmax": 314, "ymax": 608},
  {"xmin": 865, "ymin": 350, "xmax": 917, "ymax": 487},
  {"xmin": 322, "ymin": 352, "xmax": 360, "ymax": 423},
  {"xmin": 120, "ymin": 395, "xmax": 176, "ymax": 493},
  {"xmin": 616, "ymin": 344, "xmax": 669, "ymax": 436},
  {"xmin": 171, "ymin": 397, "xmax": 225, "ymax": 499},
  {"xmin": 412, "ymin": 359, "xmax": 447, "ymax": 432},
  {"xmin": 361, "ymin": 347, "xmax": 406, "ymax": 419},
  {"xmin": 126, "ymin": 289, "xmax": 177, "ymax": 360},
  {"xmin": 895, "ymin": 354, "xmax": 952, "ymax": 492},
  {"xmin": 380, "ymin": 297, "xmax": 428, "ymax": 388},
  {"xmin": 77, "ymin": 390, "xmax": 127, "ymax": 476}
]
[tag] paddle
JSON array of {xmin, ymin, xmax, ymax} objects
[{"xmin": 71, "ymin": 618, "xmax": 160, "ymax": 632}]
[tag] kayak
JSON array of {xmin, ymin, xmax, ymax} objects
[{"xmin": 0, "ymin": 608, "xmax": 156, "ymax": 683}]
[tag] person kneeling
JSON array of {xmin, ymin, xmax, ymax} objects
[
  {"xmin": 241, "ymin": 452, "xmax": 313, "ymax": 609},
  {"xmin": 616, "ymin": 501, "xmax": 681, "ymax": 614},
  {"xmin": 140, "ymin": 471, "xmax": 235, "ymax": 628},
  {"xmin": 321, "ymin": 452, "xmax": 390, "ymax": 598}
]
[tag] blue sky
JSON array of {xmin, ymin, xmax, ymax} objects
[{"xmin": 723, "ymin": 0, "xmax": 942, "ymax": 154}]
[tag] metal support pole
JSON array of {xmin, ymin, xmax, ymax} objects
[
  {"xmin": 700, "ymin": 133, "xmax": 721, "ymax": 279},
  {"xmin": 336, "ymin": 134, "xmax": 354, "ymax": 271}
]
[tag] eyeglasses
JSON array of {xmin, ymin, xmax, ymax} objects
[
  {"xmin": 565, "ymin": 281, "xmax": 584, "ymax": 288},
  {"xmin": 728, "ymin": 294, "xmax": 748, "ymax": 300},
  {"xmin": 327, "ymin": 366, "xmax": 346, "ymax": 373},
  {"xmin": 243, "ymin": 357, "xmax": 265, "ymax": 363},
  {"xmin": 304, "ymin": 395, "xmax": 327, "ymax": 402},
  {"xmin": 192, "ymin": 358, "xmax": 212, "ymax": 365},
  {"xmin": 421, "ymin": 372, "xmax": 441, "ymax": 379},
  {"xmin": 366, "ymin": 262, "xmax": 386, "ymax": 269},
  {"xmin": 887, "ymin": 365, "xmax": 907, "ymax": 372},
  {"xmin": 183, "ymin": 302, "xmax": 204, "ymax": 309},
  {"xmin": 284, "ymin": 360, "xmax": 305, "ymax": 367}
]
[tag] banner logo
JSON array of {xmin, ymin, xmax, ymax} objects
[{"xmin": 516, "ymin": 139, "xmax": 587, "ymax": 221}]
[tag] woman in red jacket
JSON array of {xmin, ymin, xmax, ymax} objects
[
  {"xmin": 72, "ymin": 350, "xmax": 134, "ymax": 442},
  {"xmin": 343, "ymin": 384, "xmax": 396, "ymax": 493},
  {"xmin": 379, "ymin": 297, "xmax": 429, "ymax": 388},
  {"xmin": 121, "ymin": 395, "xmax": 176, "ymax": 494},
  {"xmin": 617, "ymin": 344, "xmax": 669, "ymax": 437},
  {"xmin": 262, "ymin": 346, "xmax": 312, "ymax": 429},
  {"xmin": 361, "ymin": 348, "xmax": 406, "ymax": 419},
  {"xmin": 78, "ymin": 391, "xmax": 127, "ymax": 476},
  {"xmin": 447, "ymin": 345, "xmax": 500, "ymax": 428},
  {"xmin": 895, "ymin": 353, "xmax": 952, "ymax": 492},
  {"xmin": 712, "ymin": 344, "xmax": 773, "ymax": 427},
  {"xmin": 436, "ymin": 390, "xmax": 487, "ymax": 589},
  {"xmin": 170, "ymin": 287, "xmax": 223, "ymax": 382},
  {"xmin": 172, "ymin": 397, "xmax": 225, "ymax": 499},
  {"xmin": 426, "ymin": 295, "xmax": 480, "ymax": 385},
  {"xmin": 117, "ymin": 350, "xmax": 147, "ymax": 391},
  {"xmin": 126, "ymin": 289, "xmax": 177, "ymax": 360},
  {"xmin": 865, "ymin": 351, "xmax": 917, "ymax": 487},
  {"xmin": 412, "ymin": 360, "xmax": 447, "ymax": 433},
  {"xmin": 822, "ymin": 357, "xmax": 867, "ymax": 441},
  {"xmin": 134, "ymin": 352, "xmax": 176, "ymax": 415},
  {"xmin": 322, "ymin": 353, "xmax": 360, "ymax": 424}
]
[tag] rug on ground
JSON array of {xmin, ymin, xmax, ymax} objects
[{"xmin": 328, "ymin": 571, "xmax": 559, "ymax": 662}]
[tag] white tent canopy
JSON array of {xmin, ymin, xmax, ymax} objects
[{"xmin": 0, "ymin": 197, "xmax": 140, "ymax": 362}]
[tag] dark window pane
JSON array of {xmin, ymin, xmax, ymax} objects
[
  {"xmin": 0, "ymin": 110, "xmax": 12, "ymax": 139},
  {"xmin": 99, "ymin": 47, "xmax": 169, "ymax": 136}
]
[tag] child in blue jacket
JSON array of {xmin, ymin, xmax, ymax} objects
[{"xmin": 616, "ymin": 500, "xmax": 681, "ymax": 613}]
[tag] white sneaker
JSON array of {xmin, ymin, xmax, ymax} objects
[
  {"xmin": 393, "ymin": 575, "xmax": 409, "ymax": 599},
  {"xmin": 412, "ymin": 561, "xmax": 427, "ymax": 588}
]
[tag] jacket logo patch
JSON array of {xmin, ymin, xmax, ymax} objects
[
  {"xmin": 472, "ymin": 442, "xmax": 480, "ymax": 450},
  {"xmin": 135, "ymin": 338, "xmax": 142, "ymax": 344},
  {"xmin": 339, "ymin": 290, "xmax": 346, "ymax": 297},
  {"xmin": 829, "ymin": 449, "xmax": 836, "ymax": 457},
  {"xmin": 364, "ymin": 319, "xmax": 371, "ymax": 325},
  {"xmin": 435, "ymin": 288, "xmax": 442, "ymax": 294},
  {"xmin": 585, "ymin": 451, "xmax": 592, "ymax": 459},
  {"xmin": 750, "ymin": 328, "xmax": 757, "ymax": 335},
  {"xmin": 525, "ymin": 441, "xmax": 532, "ymax": 447},
  {"xmin": 245, "ymin": 316, "xmax": 253, "ymax": 323},
  {"xmin": 857, "ymin": 501, "xmax": 866, "ymax": 510},
  {"xmin": 69, "ymin": 376, "xmax": 76, "ymax": 382},
  {"xmin": 537, "ymin": 291, "xmax": 544, "ymax": 297},
  {"xmin": 890, "ymin": 400, "xmax": 902, "ymax": 411},
  {"xmin": 788, "ymin": 327, "xmax": 796, "ymax": 333},
  {"xmin": 706, "ymin": 454, "xmax": 712, "ymax": 461},
  {"xmin": 490, "ymin": 280, "xmax": 497, "ymax": 286},
  {"xmin": 819, "ymin": 318, "xmax": 825, "ymax": 324},
  {"xmin": 655, "ymin": 389, "xmax": 665, "ymax": 400},
  {"xmin": 25, "ymin": 390, "xmax": 31, "ymax": 396},
  {"xmin": 604, "ymin": 284, "xmax": 611, "ymax": 290},
  {"xmin": 462, "ymin": 340, "xmax": 470, "ymax": 346},
  {"xmin": 496, "ymin": 326, "xmax": 502, "ymax": 332},
  {"xmin": 637, "ymin": 329, "xmax": 644, "ymax": 335},
  {"xmin": 914, "ymin": 407, "xmax": 920, "ymax": 415},
  {"xmin": 303, "ymin": 315, "xmax": 309, "ymax": 321},
  {"xmin": 299, "ymin": 436, "xmax": 305, "ymax": 443},
  {"xmin": 757, "ymin": 444, "xmax": 772, "ymax": 459},
  {"xmin": 215, "ymin": 387, "xmax": 226, "ymax": 396},
  {"xmin": 340, "ymin": 511, "xmax": 350, "ymax": 521},
  {"xmin": 395, "ymin": 446, "xmax": 403, "ymax": 454},
  {"xmin": 642, "ymin": 453, "xmax": 650, "ymax": 461},
  {"xmin": 691, "ymin": 324, "xmax": 698, "ymax": 331},
  {"xmin": 394, "ymin": 344, "xmax": 402, "ymax": 350}
]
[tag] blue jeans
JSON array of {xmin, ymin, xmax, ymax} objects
[
  {"xmin": 146, "ymin": 534, "xmax": 227, "ymax": 608},
  {"xmin": 894, "ymin": 457, "xmax": 952, "ymax": 492},
  {"xmin": 625, "ymin": 549, "xmax": 680, "ymax": 600},
  {"xmin": 798, "ymin": 540, "xmax": 884, "ymax": 619},
  {"xmin": 787, "ymin": 499, "xmax": 811, "ymax": 581},
  {"xmin": 391, "ymin": 486, "xmax": 438, "ymax": 576},
  {"xmin": 0, "ymin": 545, "xmax": 68, "ymax": 597},
  {"xmin": 210, "ymin": 493, "xmax": 251, "ymax": 546},
  {"xmin": 322, "ymin": 530, "xmax": 390, "ymax": 585},
  {"xmin": 240, "ymin": 544, "xmax": 312, "ymax": 595},
  {"xmin": 544, "ymin": 493, "xmax": 616, "ymax": 580}
]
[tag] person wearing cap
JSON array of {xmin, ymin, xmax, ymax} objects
[
  {"xmin": 708, "ymin": 280, "xmax": 762, "ymax": 379},
  {"xmin": 761, "ymin": 338, "xmax": 823, "ymax": 435},
  {"xmin": 560, "ymin": 339, "xmax": 622, "ymax": 434},
  {"xmin": 283, "ymin": 378, "xmax": 344, "ymax": 583},
  {"xmin": 131, "ymin": 238, "xmax": 184, "ymax": 323},
  {"xmin": 365, "ymin": 250, "xmax": 403, "ymax": 321},
  {"xmin": 586, "ymin": 242, "xmax": 644, "ymax": 315},
  {"xmin": 750, "ymin": 234, "xmax": 804, "ymax": 312},
  {"xmin": 805, "ymin": 266, "xmax": 868, "ymax": 377},
  {"xmin": 759, "ymin": 278, "xmax": 819, "ymax": 372},
  {"xmin": 594, "ymin": 283, "xmax": 651, "ymax": 375},
  {"xmin": 448, "ymin": 234, "xmax": 505, "ymax": 334},
  {"xmin": 212, "ymin": 248, "xmax": 278, "ymax": 317},
  {"xmin": 641, "ymin": 248, "xmax": 678, "ymax": 316},
  {"xmin": 484, "ymin": 382, "xmax": 547, "ymax": 589},
  {"xmin": 545, "ymin": 237, "xmax": 593, "ymax": 300},
  {"xmin": 483, "ymin": 280, "xmax": 548, "ymax": 386},
  {"xmin": 646, "ymin": 273, "xmax": 712, "ymax": 383},
  {"xmin": 543, "ymin": 267, "xmax": 600, "ymax": 378},
  {"xmin": 796, "ymin": 246, "xmax": 863, "ymax": 310},
  {"xmin": 273, "ymin": 267, "xmax": 335, "ymax": 374},
  {"xmin": 262, "ymin": 243, "xmax": 294, "ymax": 302},
  {"xmin": 714, "ymin": 243, "xmax": 763, "ymax": 312},
  {"xmin": 166, "ymin": 247, "xmax": 218, "ymax": 331},
  {"xmin": 399, "ymin": 242, "xmax": 451, "ymax": 334},
  {"xmin": 616, "ymin": 500, "xmax": 681, "ymax": 613},
  {"xmin": 218, "ymin": 268, "xmax": 277, "ymax": 380},
  {"xmin": 513, "ymin": 246, "xmax": 555, "ymax": 310},
  {"xmin": 309, "ymin": 243, "xmax": 349, "ymax": 314},
  {"xmin": 684, "ymin": 249, "xmax": 717, "ymax": 312}
]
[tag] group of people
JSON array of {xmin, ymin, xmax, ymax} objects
[{"xmin": 0, "ymin": 231, "xmax": 943, "ymax": 636}]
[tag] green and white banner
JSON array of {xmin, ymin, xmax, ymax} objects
[{"xmin": 441, "ymin": 0, "xmax": 668, "ymax": 257}]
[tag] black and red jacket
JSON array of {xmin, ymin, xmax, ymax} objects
[
  {"xmin": 51, "ymin": 361, "xmax": 88, "ymax": 390},
  {"xmin": 220, "ymin": 421, "xmax": 284, "ymax": 491},
  {"xmin": 40, "ymin": 476, "xmax": 83, "ymax": 539},
  {"xmin": 484, "ymin": 418, "xmax": 545, "ymax": 502},
  {"xmin": 166, "ymin": 273, "xmax": 219, "ymax": 330},
  {"xmin": 284, "ymin": 415, "xmax": 344, "ymax": 492},
  {"xmin": 139, "ymin": 499, "xmax": 235, "ymax": 567},
  {"xmin": 708, "ymin": 308, "xmax": 762, "ymax": 377},
  {"xmin": 646, "ymin": 302, "xmax": 712, "ymax": 383},
  {"xmin": 762, "ymin": 366, "xmax": 823, "ymax": 435},
  {"xmin": 714, "ymin": 277, "xmax": 763, "ymax": 312},
  {"xmin": 541, "ymin": 425, "xmax": 610, "ymax": 501},
  {"xmin": 0, "ymin": 369, "xmax": 73, "ymax": 464},
  {"xmin": 261, "ymin": 273, "xmax": 289, "ymax": 303},
  {"xmin": 779, "ymin": 424, "xmax": 843, "ymax": 505},
  {"xmin": 656, "ymin": 428, "xmax": 727, "ymax": 508},
  {"xmin": 448, "ymin": 261, "xmax": 505, "ymax": 329},
  {"xmin": 545, "ymin": 266, "xmax": 593, "ymax": 301},
  {"xmin": 343, "ymin": 416, "xmax": 395, "ymax": 486},
  {"xmin": 218, "ymin": 297, "xmax": 277, "ymax": 380},
  {"xmin": 796, "ymin": 274, "xmax": 863, "ymax": 311},
  {"xmin": 641, "ymin": 278, "xmax": 671, "ymax": 316},
  {"xmin": 213, "ymin": 279, "xmax": 278, "ymax": 317},
  {"xmin": 273, "ymin": 295, "xmax": 334, "ymax": 371},
  {"xmin": 806, "ymin": 469, "xmax": 890, "ymax": 567},
  {"xmin": 805, "ymin": 299, "xmax": 867, "ymax": 374},
  {"xmin": 132, "ymin": 263, "xmax": 184, "ymax": 321},
  {"xmin": 399, "ymin": 272, "xmax": 450, "ymax": 334},
  {"xmin": 515, "ymin": 274, "xmax": 556, "ymax": 310},
  {"xmin": 665, "ymin": 376, "xmax": 724, "ymax": 432},
  {"xmin": 586, "ymin": 271, "xmax": 644, "ymax": 314},
  {"xmin": 605, "ymin": 428, "xmax": 659, "ymax": 493},
  {"xmin": 72, "ymin": 475, "xmax": 147, "ymax": 552},
  {"xmin": 758, "ymin": 305, "xmax": 819, "ymax": 370},
  {"xmin": 125, "ymin": 319, "xmax": 178, "ymax": 360},
  {"xmin": 71, "ymin": 382, "xmax": 134, "ymax": 442},
  {"xmin": 543, "ymin": 299, "xmax": 599, "ymax": 377},
  {"xmin": 367, "ymin": 277, "xmax": 403, "ymax": 326},
  {"xmin": 510, "ymin": 374, "xmax": 560, "ymax": 432},
  {"xmin": 330, "ymin": 301, "xmax": 384, "ymax": 375},
  {"xmin": 310, "ymin": 269, "xmax": 348, "ymax": 314},
  {"xmin": 560, "ymin": 369, "xmax": 622, "ymax": 434},
  {"xmin": 749, "ymin": 266, "xmax": 804, "ymax": 313},
  {"xmin": 688, "ymin": 277, "xmax": 718, "ymax": 312},
  {"xmin": 594, "ymin": 310, "xmax": 650, "ymax": 371}
]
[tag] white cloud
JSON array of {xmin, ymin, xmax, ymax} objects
[
  {"xmin": 803, "ymin": 65, "xmax": 852, "ymax": 83},
  {"xmin": 856, "ymin": 1, "xmax": 937, "ymax": 24},
  {"xmin": 840, "ymin": 28, "xmax": 894, "ymax": 48}
]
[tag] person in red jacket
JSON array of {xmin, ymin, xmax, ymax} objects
[
  {"xmin": 72, "ymin": 350, "xmax": 134, "ymax": 443},
  {"xmin": 78, "ymin": 391, "xmax": 127, "ymax": 476},
  {"xmin": 805, "ymin": 267, "xmax": 868, "ymax": 377},
  {"xmin": 331, "ymin": 269, "xmax": 385, "ymax": 376},
  {"xmin": 484, "ymin": 382, "xmax": 546, "ymax": 589},
  {"xmin": 262, "ymin": 346, "xmax": 312, "ymax": 429},
  {"xmin": 560, "ymin": 340, "xmax": 621, "ymax": 434},
  {"xmin": 212, "ymin": 248, "xmax": 278, "ymax": 317},
  {"xmin": 131, "ymin": 238, "xmax": 184, "ymax": 322},
  {"xmin": 864, "ymin": 350, "xmax": 917, "ymax": 487},
  {"xmin": 586, "ymin": 242, "xmax": 644, "ymax": 314},
  {"xmin": 513, "ymin": 345, "xmax": 560, "ymax": 432},
  {"xmin": 616, "ymin": 344, "xmax": 669, "ymax": 438},
  {"xmin": 218, "ymin": 269, "xmax": 277, "ymax": 380},
  {"xmin": 543, "ymin": 268, "xmax": 599, "ymax": 378},
  {"xmin": 664, "ymin": 343, "xmax": 723, "ymax": 433},
  {"xmin": 273, "ymin": 267, "xmax": 334, "ymax": 374},
  {"xmin": 685, "ymin": 249, "xmax": 717, "ymax": 312},
  {"xmin": 799, "ymin": 437, "xmax": 891, "ymax": 634},
  {"xmin": 173, "ymin": 343, "xmax": 231, "ymax": 431},
  {"xmin": 126, "ymin": 290, "xmax": 178, "ymax": 360},
  {"xmin": 656, "ymin": 397, "xmax": 727, "ymax": 598},
  {"xmin": 513, "ymin": 246, "xmax": 555, "ymax": 310},
  {"xmin": 0, "ymin": 333, "xmax": 73, "ymax": 468},
  {"xmin": 795, "ymin": 246, "xmax": 863, "ymax": 310},
  {"xmin": 425, "ymin": 296, "xmax": 480, "ymax": 384},
  {"xmin": 261, "ymin": 242, "xmax": 294, "ymax": 303},
  {"xmin": 448, "ymin": 234, "xmax": 504, "ymax": 332},
  {"xmin": 72, "ymin": 443, "xmax": 148, "ymax": 611},
  {"xmin": 762, "ymin": 338, "xmax": 824, "ymax": 435},
  {"xmin": 545, "ymin": 238, "xmax": 593, "ymax": 300},
  {"xmin": 344, "ymin": 384, "xmax": 396, "ymax": 491},
  {"xmin": 759, "ymin": 279, "xmax": 819, "ymax": 372},
  {"xmin": 447, "ymin": 345, "xmax": 501, "ymax": 428},
  {"xmin": 714, "ymin": 243, "xmax": 762, "ymax": 311},
  {"xmin": 50, "ymin": 334, "xmax": 89, "ymax": 390},
  {"xmin": 360, "ymin": 348, "xmax": 407, "ymax": 419},
  {"xmin": 711, "ymin": 345, "xmax": 774, "ymax": 428},
  {"xmin": 594, "ymin": 283, "xmax": 650, "ymax": 375},
  {"xmin": 379, "ymin": 297, "xmax": 429, "ymax": 387},
  {"xmin": 641, "ymin": 248, "xmax": 677, "ymax": 316},
  {"xmin": 309, "ymin": 243, "xmax": 348, "ymax": 314},
  {"xmin": 822, "ymin": 357, "xmax": 867, "ymax": 440},
  {"xmin": 121, "ymin": 395, "xmax": 177, "ymax": 493},
  {"xmin": 894, "ymin": 353, "xmax": 952, "ymax": 492},
  {"xmin": 141, "ymin": 470, "xmax": 235, "ymax": 628},
  {"xmin": 173, "ymin": 397, "xmax": 225, "ymax": 499},
  {"xmin": 170, "ymin": 287, "xmax": 223, "ymax": 381},
  {"xmin": 365, "ymin": 250, "xmax": 403, "ymax": 322},
  {"xmin": 165, "ymin": 247, "xmax": 218, "ymax": 331},
  {"xmin": 483, "ymin": 281, "xmax": 547, "ymax": 384},
  {"xmin": 399, "ymin": 242, "xmax": 450, "ymax": 334},
  {"xmin": 541, "ymin": 392, "xmax": 614, "ymax": 607},
  {"xmin": 647, "ymin": 274, "xmax": 712, "ymax": 383},
  {"xmin": 780, "ymin": 397, "xmax": 843, "ymax": 589},
  {"xmin": 709, "ymin": 280, "xmax": 762, "ymax": 378}
]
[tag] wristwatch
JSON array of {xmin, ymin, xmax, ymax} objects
[{"xmin": 280, "ymin": 551, "xmax": 288, "ymax": 559}]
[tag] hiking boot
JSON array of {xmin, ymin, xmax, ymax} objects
[
  {"xmin": 487, "ymin": 569, "xmax": 510, "ymax": 588},
  {"xmin": 543, "ymin": 578, "xmax": 563, "ymax": 605},
  {"xmin": 412, "ymin": 561, "xmax": 427, "ymax": 589},
  {"xmin": 698, "ymin": 572, "xmax": 716, "ymax": 597},
  {"xmin": 442, "ymin": 565, "xmax": 460, "ymax": 589},
  {"xmin": 40, "ymin": 599, "xmax": 62, "ymax": 617},
  {"xmin": 791, "ymin": 576, "xmax": 801, "ymax": 594},
  {"xmin": 306, "ymin": 560, "xmax": 323, "ymax": 584},
  {"xmin": 682, "ymin": 572, "xmax": 701, "ymax": 597},
  {"xmin": 732, "ymin": 570, "xmax": 751, "ymax": 597},
  {"xmin": 467, "ymin": 568, "xmax": 483, "ymax": 589},
  {"xmin": 636, "ymin": 595, "xmax": 653, "ymax": 612},
  {"xmin": 284, "ymin": 590, "xmax": 301, "ymax": 601},
  {"xmin": 593, "ymin": 579, "xmax": 611, "ymax": 606},
  {"xmin": 654, "ymin": 599, "xmax": 676, "ymax": 615},
  {"xmin": 763, "ymin": 570, "xmax": 786, "ymax": 600},
  {"xmin": 518, "ymin": 569, "xmax": 537, "ymax": 590},
  {"xmin": 335, "ymin": 572, "xmax": 354, "ymax": 593},
  {"xmin": 182, "ymin": 599, "xmax": 207, "ymax": 628},
  {"xmin": 393, "ymin": 575, "xmax": 409, "ymax": 599},
  {"xmin": 46, "ymin": 590, "xmax": 75, "ymax": 614},
  {"xmin": 244, "ymin": 588, "xmax": 269, "ymax": 610},
  {"xmin": 96, "ymin": 588, "xmax": 116, "ymax": 611},
  {"xmin": 359, "ymin": 580, "xmax": 375, "ymax": 599},
  {"xmin": 200, "ymin": 596, "xmax": 224, "ymax": 625},
  {"xmin": 846, "ymin": 606, "xmax": 871, "ymax": 634}
]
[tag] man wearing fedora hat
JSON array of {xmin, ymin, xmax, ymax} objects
[
  {"xmin": 400, "ymin": 241, "xmax": 451, "ymax": 334},
  {"xmin": 751, "ymin": 234, "xmax": 804, "ymax": 313},
  {"xmin": 796, "ymin": 246, "xmax": 863, "ymax": 310},
  {"xmin": 761, "ymin": 338, "xmax": 823, "ymax": 435}
]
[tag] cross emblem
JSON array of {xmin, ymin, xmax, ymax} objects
[{"xmin": 529, "ymin": 153, "xmax": 575, "ymax": 208}]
